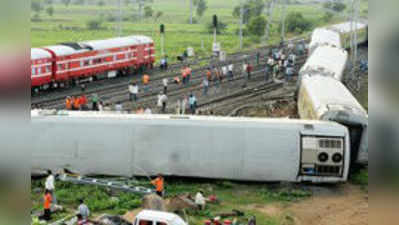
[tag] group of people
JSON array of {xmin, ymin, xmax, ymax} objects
[
  {"xmin": 65, "ymin": 93, "xmax": 102, "ymax": 111},
  {"xmin": 150, "ymin": 174, "xmax": 209, "ymax": 212},
  {"xmin": 39, "ymin": 171, "xmax": 91, "ymax": 225},
  {"xmin": 265, "ymin": 49, "xmax": 297, "ymax": 82}
]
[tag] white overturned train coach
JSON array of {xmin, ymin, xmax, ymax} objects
[
  {"xmin": 298, "ymin": 75, "xmax": 368, "ymax": 165},
  {"xmin": 309, "ymin": 28, "xmax": 342, "ymax": 54},
  {"xmin": 31, "ymin": 111, "xmax": 350, "ymax": 183},
  {"xmin": 298, "ymin": 45, "xmax": 348, "ymax": 84}
]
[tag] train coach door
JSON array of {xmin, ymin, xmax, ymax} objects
[{"xmin": 136, "ymin": 44, "xmax": 145, "ymax": 67}]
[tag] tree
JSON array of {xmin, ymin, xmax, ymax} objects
[
  {"xmin": 31, "ymin": 0, "xmax": 43, "ymax": 14},
  {"xmin": 97, "ymin": 0, "xmax": 105, "ymax": 7},
  {"xmin": 86, "ymin": 18, "xmax": 103, "ymax": 30},
  {"xmin": 233, "ymin": 0, "xmax": 266, "ymax": 24},
  {"xmin": 247, "ymin": 16, "xmax": 267, "ymax": 36},
  {"xmin": 144, "ymin": 6, "xmax": 153, "ymax": 18},
  {"xmin": 46, "ymin": 6, "xmax": 54, "ymax": 17},
  {"xmin": 62, "ymin": 0, "xmax": 72, "ymax": 7},
  {"xmin": 195, "ymin": 0, "xmax": 207, "ymax": 19},
  {"xmin": 285, "ymin": 12, "xmax": 313, "ymax": 34},
  {"xmin": 324, "ymin": 1, "xmax": 347, "ymax": 12}
]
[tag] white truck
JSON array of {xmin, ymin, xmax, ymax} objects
[{"xmin": 133, "ymin": 210, "xmax": 188, "ymax": 225}]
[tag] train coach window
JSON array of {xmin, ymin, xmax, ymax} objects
[
  {"xmin": 32, "ymin": 68, "xmax": 36, "ymax": 76},
  {"xmin": 46, "ymin": 66, "xmax": 51, "ymax": 73},
  {"xmin": 37, "ymin": 67, "xmax": 41, "ymax": 74},
  {"xmin": 84, "ymin": 60, "xmax": 90, "ymax": 66}
]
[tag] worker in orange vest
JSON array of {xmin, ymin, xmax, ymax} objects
[
  {"xmin": 142, "ymin": 74, "xmax": 150, "ymax": 94},
  {"xmin": 41, "ymin": 189, "xmax": 52, "ymax": 221},
  {"xmin": 151, "ymin": 174, "xmax": 164, "ymax": 197},
  {"xmin": 65, "ymin": 97, "xmax": 72, "ymax": 110},
  {"xmin": 206, "ymin": 68, "xmax": 212, "ymax": 82},
  {"xmin": 73, "ymin": 96, "xmax": 81, "ymax": 111},
  {"xmin": 181, "ymin": 67, "xmax": 187, "ymax": 85},
  {"xmin": 185, "ymin": 66, "xmax": 192, "ymax": 84},
  {"xmin": 79, "ymin": 94, "xmax": 88, "ymax": 111}
]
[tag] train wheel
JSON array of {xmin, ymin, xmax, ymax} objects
[{"xmin": 74, "ymin": 79, "xmax": 80, "ymax": 86}]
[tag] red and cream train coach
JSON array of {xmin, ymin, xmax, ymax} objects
[
  {"xmin": 31, "ymin": 48, "xmax": 54, "ymax": 92},
  {"xmin": 30, "ymin": 35, "xmax": 155, "ymax": 93}
]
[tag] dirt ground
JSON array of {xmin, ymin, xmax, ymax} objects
[{"xmin": 252, "ymin": 184, "xmax": 368, "ymax": 225}]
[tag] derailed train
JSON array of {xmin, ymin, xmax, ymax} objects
[
  {"xmin": 31, "ymin": 112, "xmax": 350, "ymax": 183},
  {"xmin": 297, "ymin": 21, "xmax": 368, "ymax": 165}
]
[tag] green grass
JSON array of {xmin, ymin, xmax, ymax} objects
[
  {"xmin": 31, "ymin": 178, "xmax": 311, "ymax": 225},
  {"xmin": 31, "ymin": 0, "xmax": 367, "ymax": 63}
]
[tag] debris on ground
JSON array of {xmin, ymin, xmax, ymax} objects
[
  {"xmin": 96, "ymin": 214, "xmax": 132, "ymax": 225},
  {"xmin": 142, "ymin": 194, "xmax": 166, "ymax": 211},
  {"xmin": 165, "ymin": 194, "xmax": 198, "ymax": 212}
]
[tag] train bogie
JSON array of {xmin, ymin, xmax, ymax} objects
[
  {"xmin": 298, "ymin": 75, "xmax": 368, "ymax": 165},
  {"xmin": 31, "ymin": 112, "xmax": 350, "ymax": 183}
]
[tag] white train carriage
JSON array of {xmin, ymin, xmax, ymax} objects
[
  {"xmin": 30, "ymin": 112, "xmax": 351, "ymax": 183},
  {"xmin": 328, "ymin": 21, "xmax": 368, "ymax": 48},
  {"xmin": 309, "ymin": 28, "xmax": 342, "ymax": 54},
  {"xmin": 298, "ymin": 75, "xmax": 368, "ymax": 165},
  {"xmin": 297, "ymin": 45, "xmax": 348, "ymax": 86}
]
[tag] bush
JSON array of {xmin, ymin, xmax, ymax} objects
[
  {"xmin": 284, "ymin": 12, "xmax": 313, "ymax": 34},
  {"xmin": 206, "ymin": 20, "xmax": 227, "ymax": 34},
  {"xmin": 247, "ymin": 16, "xmax": 267, "ymax": 36},
  {"xmin": 31, "ymin": 14, "xmax": 42, "ymax": 22},
  {"xmin": 86, "ymin": 18, "xmax": 103, "ymax": 30},
  {"xmin": 323, "ymin": 12, "xmax": 334, "ymax": 22}
]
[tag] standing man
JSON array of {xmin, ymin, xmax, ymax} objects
[
  {"xmin": 181, "ymin": 95, "xmax": 188, "ymax": 115},
  {"xmin": 186, "ymin": 65, "xmax": 192, "ymax": 84},
  {"xmin": 78, "ymin": 199, "xmax": 90, "ymax": 221},
  {"xmin": 246, "ymin": 62, "xmax": 253, "ymax": 80},
  {"xmin": 160, "ymin": 93, "xmax": 168, "ymax": 113},
  {"xmin": 189, "ymin": 94, "xmax": 197, "ymax": 115},
  {"xmin": 202, "ymin": 77, "xmax": 209, "ymax": 96},
  {"xmin": 45, "ymin": 170, "xmax": 56, "ymax": 204},
  {"xmin": 65, "ymin": 96, "xmax": 72, "ymax": 110},
  {"xmin": 195, "ymin": 190, "xmax": 206, "ymax": 210},
  {"xmin": 228, "ymin": 63, "xmax": 234, "ymax": 80},
  {"xmin": 222, "ymin": 65, "xmax": 228, "ymax": 81},
  {"xmin": 142, "ymin": 74, "xmax": 150, "ymax": 94},
  {"xmin": 151, "ymin": 174, "xmax": 164, "ymax": 197},
  {"xmin": 181, "ymin": 66, "xmax": 187, "ymax": 85},
  {"xmin": 162, "ymin": 78, "xmax": 168, "ymax": 94},
  {"xmin": 91, "ymin": 94, "xmax": 99, "ymax": 111},
  {"xmin": 41, "ymin": 190, "xmax": 52, "ymax": 221},
  {"xmin": 129, "ymin": 82, "xmax": 139, "ymax": 102}
]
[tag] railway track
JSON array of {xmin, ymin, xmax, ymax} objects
[
  {"xmin": 34, "ymin": 52, "xmax": 307, "ymax": 110},
  {"xmin": 32, "ymin": 37, "xmax": 308, "ymax": 109}
]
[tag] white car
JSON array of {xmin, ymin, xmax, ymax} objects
[{"xmin": 133, "ymin": 210, "xmax": 188, "ymax": 225}]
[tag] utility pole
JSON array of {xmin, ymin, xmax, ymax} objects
[
  {"xmin": 190, "ymin": 0, "xmax": 193, "ymax": 24},
  {"xmin": 118, "ymin": 0, "xmax": 122, "ymax": 37},
  {"xmin": 138, "ymin": 0, "xmax": 143, "ymax": 20},
  {"xmin": 265, "ymin": 0, "xmax": 277, "ymax": 44},
  {"xmin": 350, "ymin": 0, "xmax": 360, "ymax": 90},
  {"xmin": 239, "ymin": 0, "xmax": 244, "ymax": 49},
  {"xmin": 280, "ymin": 0, "xmax": 287, "ymax": 43}
]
